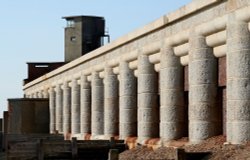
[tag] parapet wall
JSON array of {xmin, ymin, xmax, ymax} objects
[{"xmin": 23, "ymin": 0, "xmax": 250, "ymax": 144}]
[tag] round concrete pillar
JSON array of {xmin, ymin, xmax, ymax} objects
[
  {"xmin": 34, "ymin": 92, "xmax": 38, "ymax": 98},
  {"xmin": 56, "ymin": 84, "xmax": 63, "ymax": 133},
  {"xmin": 119, "ymin": 62, "xmax": 137, "ymax": 139},
  {"xmin": 189, "ymin": 33, "xmax": 219, "ymax": 143},
  {"xmin": 227, "ymin": 16, "xmax": 250, "ymax": 144},
  {"xmin": 63, "ymin": 81, "xmax": 71, "ymax": 134},
  {"xmin": 71, "ymin": 79, "xmax": 80, "ymax": 134},
  {"xmin": 138, "ymin": 55, "xmax": 159, "ymax": 142},
  {"xmin": 80, "ymin": 75, "xmax": 91, "ymax": 135},
  {"xmin": 37, "ymin": 91, "xmax": 43, "ymax": 98},
  {"xmin": 49, "ymin": 87, "xmax": 56, "ymax": 133},
  {"xmin": 160, "ymin": 46, "xmax": 185, "ymax": 140},
  {"xmin": 43, "ymin": 89, "xmax": 49, "ymax": 98},
  {"xmin": 104, "ymin": 67, "xmax": 119, "ymax": 137},
  {"xmin": 91, "ymin": 72, "xmax": 104, "ymax": 136}
]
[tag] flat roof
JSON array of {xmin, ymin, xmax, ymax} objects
[{"xmin": 62, "ymin": 15, "xmax": 104, "ymax": 20}]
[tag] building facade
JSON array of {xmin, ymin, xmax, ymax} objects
[{"xmin": 23, "ymin": 0, "xmax": 250, "ymax": 144}]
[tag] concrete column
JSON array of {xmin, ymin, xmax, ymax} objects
[
  {"xmin": 227, "ymin": 16, "xmax": 250, "ymax": 144},
  {"xmin": 43, "ymin": 89, "xmax": 49, "ymax": 98},
  {"xmin": 49, "ymin": 87, "xmax": 56, "ymax": 133},
  {"xmin": 104, "ymin": 67, "xmax": 119, "ymax": 137},
  {"xmin": 189, "ymin": 33, "xmax": 219, "ymax": 143},
  {"xmin": 80, "ymin": 75, "xmax": 91, "ymax": 135},
  {"xmin": 91, "ymin": 72, "xmax": 104, "ymax": 136},
  {"xmin": 138, "ymin": 55, "xmax": 159, "ymax": 142},
  {"xmin": 119, "ymin": 62, "xmax": 137, "ymax": 139},
  {"xmin": 37, "ymin": 91, "xmax": 43, "ymax": 98},
  {"xmin": 160, "ymin": 46, "xmax": 185, "ymax": 140},
  {"xmin": 71, "ymin": 79, "xmax": 80, "ymax": 134},
  {"xmin": 55, "ymin": 84, "xmax": 63, "ymax": 133},
  {"xmin": 63, "ymin": 81, "xmax": 71, "ymax": 134},
  {"xmin": 34, "ymin": 92, "xmax": 38, "ymax": 98},
  {"xmin": 31, "ymin": 93, "xmax": 35, "ymax": 98}
]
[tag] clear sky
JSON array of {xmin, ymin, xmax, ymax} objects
[{"xmin": 0, "ymin": 0, "xmax": 192, "ymax": 118}]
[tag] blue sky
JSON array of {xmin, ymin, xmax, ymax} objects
[{"xmin": 0, "ymin": 0, "xmax": 191, "ymax": 117}]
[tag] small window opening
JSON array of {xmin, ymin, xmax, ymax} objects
[
  {"xmin": 71, "ymin": 36, "xmax": 76, "ymax": 42},
  {"xmin": 35, "ymin": 65, "xmax": 49, "ymax": 68},
  {"xmin": 67, "ymin": 20, "xmax": 75, "ymax": 27}
]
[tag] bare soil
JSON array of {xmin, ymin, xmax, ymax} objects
[{"xmin": 119, "ymin": 135, "xmax": 250, "ymax": 160}]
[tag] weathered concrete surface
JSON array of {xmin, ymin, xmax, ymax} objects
[
  {"xmin": 63, "ymin": 82, "xmax": 71, "ymax": 135},
  {"xmin": 119, "ymin": 62, "xmax": 137, "ymax": 139},
  {"xmin": 91, "ymin": 72, "xmax": 104, "ymax": 136},
  {"xmin": 189, "ymin": 33, "xmax": 220, "ymax": 143},
  {"xmin": 104, "ymin": 67, "xmax": 119, "ymax": 137},
  {"xmin": 227, "ymin": 15, "xmax": 250, "ymax": 144},
  {"xmin": 80, "ymin": 75, "xmax": 91, "ymax": 135},
  {"xmin": 7, "ymin": 98, "xmax": 49, "ymax": 134},
  {"xmin": 137, "ymin": 55, "xmax": 159, "ymax": 142},
  {"xmin": 49, "ymin": 88, "xmax": 56, "ymax": 133},
  {"xmin": 71, "ymin": 79, "xmax": 81, "ymax": 134},
  {"xmin": 55, "ymin": 84, "xmax": 63, "ymax": 133},
  {"xmin": 160, "ymin": 46, "xmax": 185, "ymax": 141}
]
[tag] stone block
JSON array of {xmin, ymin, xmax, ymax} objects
[
  {"xmin": 160, "ymin": 106, "xmax": 185, "ymax": 122},
  {"xmin": 160, "ymin": 67, "xmax": 183, "ymax": 89},
  {"xmin": 81, "ymin": 89, "xmax": 91, "ymax": 101},
  {"xmin": 227, "ymin": 37, "xmax": 250, "ymax": 53},
  {"xmin": 138, "ymin": 108, "xmax": 159, "ymax": 122},
  {"xmin": 119, "ymin": 123, "xmax": 137, "ymax": 137},
  {"xmin": 160, "ymin": 122, "xmax": 184, "ymax": 140},
  {"xmin": 189, "ymin": 103, "xmax": 217, "ymax": 121},
  {"xmin": 92, "ymin": 86, "xmax": 104, "ymax": 100},
  {"xmin": 104, "ymin": 110, "xmax": 119, "ymax": 122},
  {"xmin": 138, "ymin": 93, "xmax": 158, "ymax": 108},
  {"xmin": 189, "ymin": 59, "xmax": 217, "ymax": 85},
  {"xmin": 227, "ymin": 79, "xmax": 250, "ymax": 100},
  {"xmin": 119, "ymin": 96, "xmax": 137, "ymax": 109},
  {"xmin": 92, "ymin": 100, "xmax": 104, "ymax": 112},
  {"xmin": 160, "ymin": 90, "xmax": 184, "ymax": 106},
  {"xmin": 119, "ymin": 79, "xmax": 137, "ymax": 96},
  {"xmin": 189, "ymin": 121, "xmax": 217, "ymax": 142},
  {"xmin": 230, "ymin": 100, "xmax": 250, "ymax": 120},
  {"xmin": 138, "ymin": 122, "xmax": 159, "ymax": 138},
  {"xmin": 189, "ymin": 48, "xmax": 213, "ymax": 60},
  {"xmin": 232, "ymin": 121, "xmax": 250, "ymax": 144},
  {"xmin": 81, "ymin": 111, "xmax": 91, "ymax": 123},
  {"xmin": 120, "ymin": 108, "xmax": 137, "ymax": 122},
  {"xmin": 189, "ymin": 84, "xmax": 217, "ymax": 103}
]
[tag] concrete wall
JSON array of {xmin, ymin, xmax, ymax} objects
[
  {"xmin": 23, "ymin": 0, "xmax": 250, "ymax": 144},
  {"xmin": 7, "ymin": 98, "xmax": 49, "ymax": 134}
]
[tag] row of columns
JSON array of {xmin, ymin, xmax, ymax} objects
[{"xmin": 30, "ymin": 16, "xmax": 250, "ymax": 144}]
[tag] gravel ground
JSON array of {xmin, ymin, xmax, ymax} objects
[{"xmin": 119, "ymin": 135, "xmax": 250, "ymax": 160}]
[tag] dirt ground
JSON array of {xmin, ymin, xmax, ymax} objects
[{"xmin": 119, "ymin": 135, "xmax": 250, "ymax": 160}]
